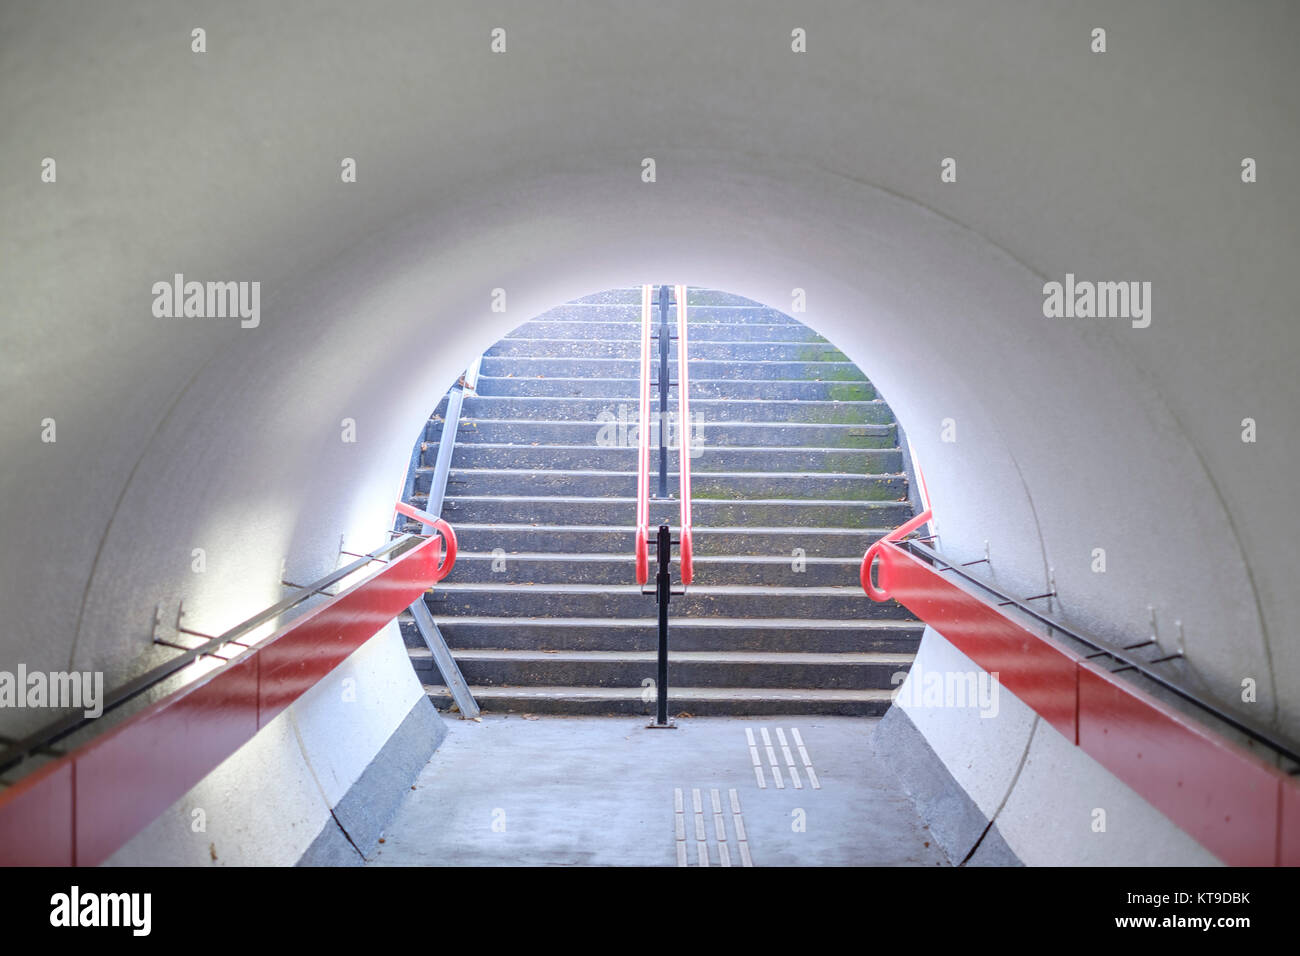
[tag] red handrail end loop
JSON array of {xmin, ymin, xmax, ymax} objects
[
  {"xmin": 393, "ymin": 500, "xmax": 458, "ymax": 580},
  {"xmin": 861, "ymin": 541, "xmax": 888, "ymax": 601},
  {"xmin": 433, "ymin": 518, "xmax": 457, "ymax": 580},
  {"xmin": 860, "ymin": 508, "xmax": 932, "ymax": 601}
]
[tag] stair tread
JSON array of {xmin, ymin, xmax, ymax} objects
[
  {"xmin": 432, "ymin": 582, "xmax": 867, "ymax": 595},
  {"xmin": 475, "ymin": 376, "xmax": 865, "ymax": 386},
  {"xmin": 412, "ymin": 648, "xmax": 914, "ymax": 664},
  {"xmin": 411, "ymin": 614, "xmax": 922, "ymax": 629},
  {"xmin": 447, "ymin": 551, "xmax": 862, "ymax": 564},
  {"xmin": 422, "ymin": 684, "xmax": 896, "ymax": 701},
  {"xmin": 441, "ymin": 522, "xmax": 898, "ymax": 534},
  {"xmin": 443, "ymin": 494, "xmax": 903, "ymax": 506},
  {"xmin": 455, "ymin": 396, "xmax": 880, "ymax": 404},
  {"xmin": 457, "ymin": 417, "xmax": 889, "ymax": 428},
  {"xmin": 423, "ymin": 441, "xmax": 894, "ymax": 453},
  {"xmin": 489, "ymin": 337, "xmax": 843, "ymax": 347},
  {"xmin": 434, "ymin": 468, "xmax": 900, "ymax": 479}
]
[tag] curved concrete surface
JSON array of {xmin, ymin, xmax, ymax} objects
[{"xmin": 2, "ymin": 1, "xmax": 1296, "ymax": 863}]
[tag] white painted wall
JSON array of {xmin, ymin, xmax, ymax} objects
[
  {"xmin": 2, "ymin": 1, "xmax": 1295, "ymax": 864},
  {"xmin": 897, "ymin": 627, "xmax": 1222, "ymax": 865},
  {"xmin": 105, "ymin": 620, "xmax": 422, "ymax": 866}
]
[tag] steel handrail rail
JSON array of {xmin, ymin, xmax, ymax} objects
[
  {"xmin": 396, "ymin": 385, "xmax": 480, "ymax": 718},
  {"xmin": 675, "ymin": 284, "xmax": 694, "ymax": 585},
  {"xmin": 862, "ymin": 515, "xmax": 1300, "ymax": 767},
  {"xmin": 0, "ymin": 506, "xmax": 457, "ymax": 778},
  {"xmin": 635, "ymin": 284, "xmax": 653, "ymax": 585},
  {"xmin": 910, "ymin": 536, "xmax": 1300, "ymax": 766}
]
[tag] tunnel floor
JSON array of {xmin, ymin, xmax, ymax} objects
[{"xmin": 368, "ymin": 714, "xmax": 948, "ymax": 867}]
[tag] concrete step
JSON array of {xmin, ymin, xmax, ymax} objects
[
  {"xmin": 416, "ymin": 523, "xmax": 894, "ymax": 557},
  {"xmin": 421, "ymin": 442, "xmax": 903, "ymax": 473},
  {"xmin": 508, "ymin": 320, "xmax": 826, "ymax": 342},
  {"xmin": 485, "ymin": 338, "xmax": 847, "ymax": 362},
  {"xmin": 424, "ymin": 582, "xmax": 913, "ymax": 620},
  {"xmin": 435, "ymin": 552, "xmax": 868, "ymax": 586},
  {"xmin": 474, "ymin": 377, "xmax": 876, "ymax": 401},
  {"xmin": 452, "ymin": 395, "xmax": 892, "ymax": 424},
  {"xmin": 432, "ymin": 419, "xmax": 896, "ymax": 449},
  {"xmin": 679, "ymin": 290, "xmax": 773, "ymax": 307},
  {"xmin": 478, "ymin": 356, "xmax": 866, "ymax": 381},
  {"xmin": 412, "ymin": 648, "xmax": 914, "ymax": 690},
  {"xmin": 421, "ymin": 469, "xmax": 906, "ymax": 502},
  {"xmin": 402, "ymin": 615, "xmax": 924, "ymax": 653},
  {"xmin": 439, "ymin": 495, "xmax": 911, "ymax": 528},
  {"xmin": 423, "ymin": 683, "xmax": 895, "ymax": 716}
]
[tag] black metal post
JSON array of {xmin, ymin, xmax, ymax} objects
[
  {"xmin": 646, "ymin": 285, "xmax": 679, "ymax": 730},
  {"xmin": 653, "ymin": 522, "xmax": 672, "ymax": 727},
  {"xmin": 656, "ymin": 283, "xmax": 671, "ymax": 500}
]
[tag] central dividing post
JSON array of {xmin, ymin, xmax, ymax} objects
[
  {"xmin": 653, "ymin": 522, "xmax": 672, "ymax": 728},
  {"xmin": 641, "ymin": 283, "xmax": 686, "ymax": 730}
]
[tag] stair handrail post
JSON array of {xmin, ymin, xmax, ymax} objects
[
  {"xmin": 641, "ymin": 287, "xmax": 679, "ymax": 729},
  {"xmin": 654, "ymin": 522, "xmax": 672, "ymax": 727}
]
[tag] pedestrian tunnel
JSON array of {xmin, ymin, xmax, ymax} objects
[{"xmin": 2, "ymin": 2, "xmax": 1298, "ymax": 870}]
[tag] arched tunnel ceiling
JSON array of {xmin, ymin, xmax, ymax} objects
[{"xmin": 1, "ymin": 1, "xmax": 1297, "ymax": 739}]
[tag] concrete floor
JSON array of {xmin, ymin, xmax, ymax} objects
[{"xmin": 368, "ymin": 714, "xmax": 949, "ymax": 867}]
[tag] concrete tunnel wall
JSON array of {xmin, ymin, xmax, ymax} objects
[{"xmin": 1, "ymin": 1, "xmax": 1296, "ymax": 864}]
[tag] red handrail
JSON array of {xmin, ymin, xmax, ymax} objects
[
  {"xmin": 859, "ymin": 515, "xmax": 1300, "ymax": 866},
  {"xmin": 0, "ymin": 507, "xmax": 455, "ymax": 865},
  {"xmin": 394, "ymin": 499, "xmax": 458, "ymax": 579},
  {"xmin": 675, "ymin": 284, "xmax": 694, "ymax": 585},
  {"xmin": 635, "ymin": 284, "xmax": 653, "ymax": 585},
  {"xmin": 860, "ymin": 508, "xmax": 932, "ymax": 600}
]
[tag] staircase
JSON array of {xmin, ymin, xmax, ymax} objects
[{"xmin": 398, "ymin": 288, "xmax": 924, "ymax": 716}]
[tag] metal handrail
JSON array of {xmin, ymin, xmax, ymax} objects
[
  {"xmin": 862, "ymin": 521, "xmax": 1300, "ymax": 768},
  {"xmin": 0, "ymin": 510, "xmax": 457, "ymax": 778},
  {"xmin": 675, "ymin": 284, "xmax": 694, "ymax": 585},
  {"xmin": 635, "ymin": 283, "xmax": 653, "ymax": 585},
  {"xmin": 397, "ymin": 386, "xmax": 480, "ymax": 718}
]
